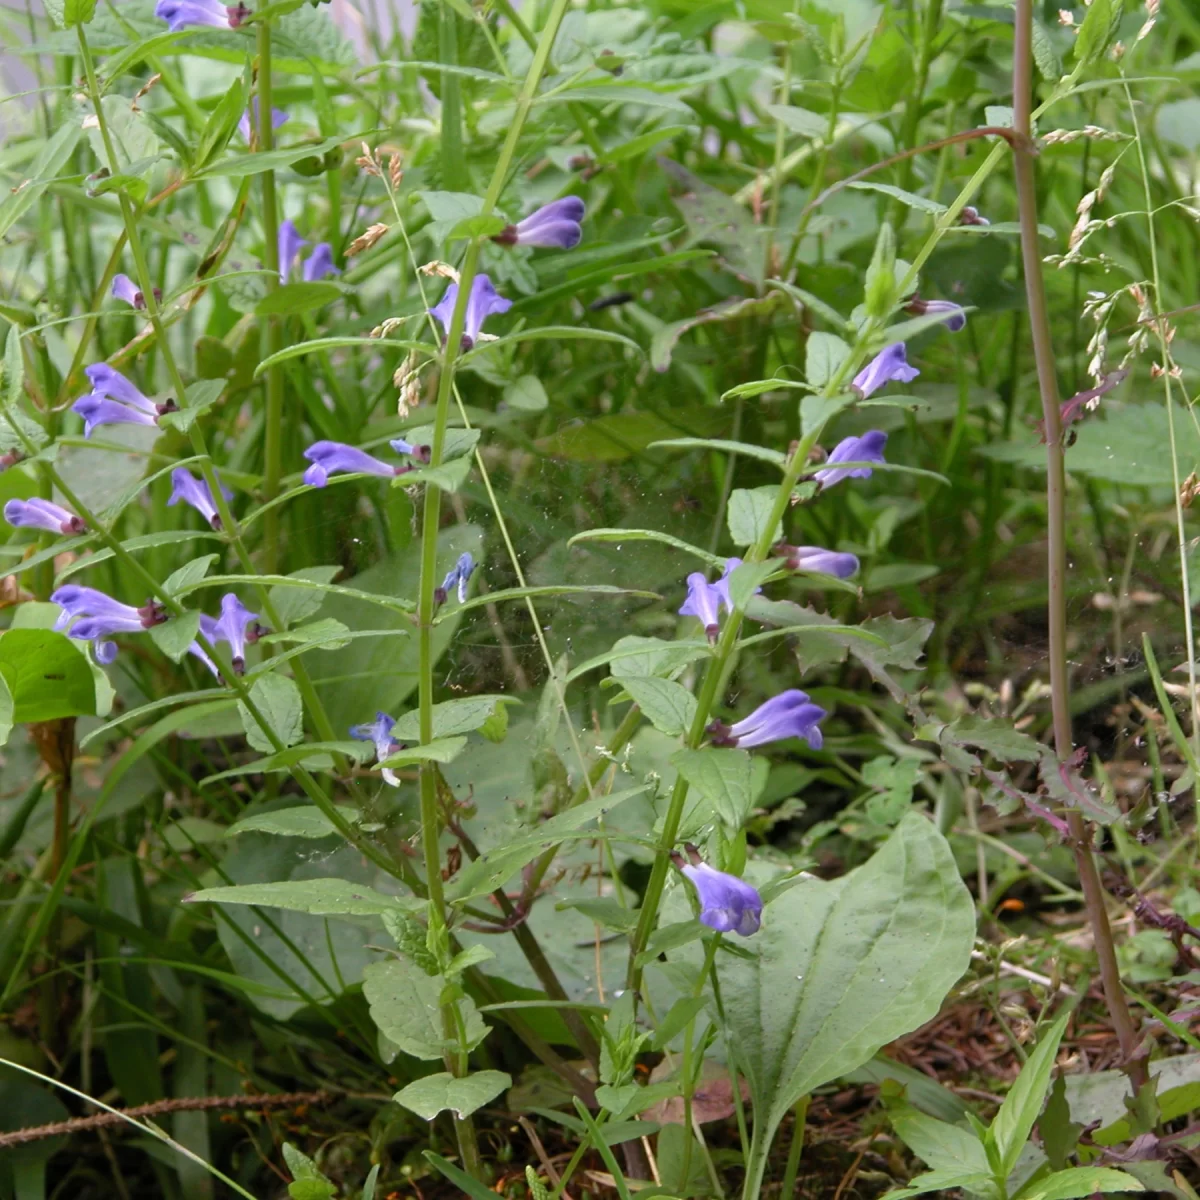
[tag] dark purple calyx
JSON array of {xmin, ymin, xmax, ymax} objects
[{"xmin": 138, "ymin": 601, "xmax": 169, "ymax": 628}]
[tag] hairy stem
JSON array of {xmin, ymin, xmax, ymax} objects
[{"xmin": 1011, "ymin": 0, "xmax": 1141, "ymax": 1082}]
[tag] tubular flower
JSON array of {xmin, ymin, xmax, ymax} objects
[
  {"xmin": 238, "ymin": 101, "xmax": 288, "ymax": 141},
  {"xmin": 707, "ymin": 689, "xmax": 826, "ymax": 751},
  {"xmin": 851, "ymin": 343, "xmax": 919, "ymax": 399},
  {"xmin": 350, "ymin": 711, "xmax": 404, "ymax": 787},
  {"xmin": 277, "ymin": 219, "xmax": 309, "ymax": 282},
  {"xmin": 774, "ymin": 543, "xmax": 859, "ymax": 579},
  {"xmin": 679, "ymin": 572, "xmax": 724, "ymax": 642},
  {"xmin": 199, "ymin": 593, "xmax": 260, "ymax": 674},
  {"xmin": 493, "ymin": 196, "xmax": 585, "ymax": 249},
  {"xmin": 302, "ymin": 242, "xmax": 341, "ymax": 282},
  {"xmin": 302, "ymin": 441, "xmax": 412, "ymax": 488},
  {"xmin": 429, "ymin": 275, "xmax": 512, "ymax": 351},
  {"xmin": 154, "ymin": 0, "xmax": 248, "ymax": 31},
  {"xmin": 4, "ymin": 498, "xmax": 85, "ymax": 535},
  {"xmin": 813, "ymin": 430, "xmax": 888, "ymax": 490},
  {"xmin": 903, "ymin": 297, "xmax": 966, "ymax": 333},
  {"xmin": 389, "ymin": 437, "xmax": 432, "ymax": 464},
  {"xmin": 435, "ymin": 552, "xmax": 476, "ymax": 606},
  {"xmin": 168, "ymin": 468, "xmax": 232, "ymax": 529},
  {"xmin": 51, "ymin": 585, "xmax": 167, "ymax": 664},
  {"xmin": 674, "ymin": 846, "xmax": 762, "ymax": 937},
  {"xmin": 111, "ymin": 274, "xmax": 160, "ymax": 310},
  {"xmin": 74, "ymin": 364, "xmax": 176, "ymax": 437}
]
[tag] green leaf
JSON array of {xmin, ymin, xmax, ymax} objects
[
  {"xmin": 363, "ymin": 959, "xmax": 488, "ymax": 1059},
  {"xmin": 1031, "ymin": 19, "xmax": 1064, "ymax": 81},
  {"xmin": 0, "ymin": 629, "xmax": 96, "ymax": 722},
  {"xmin": 918, "ymin": 713, "xmax": 1044, "ymax": 772},
  {"xmin": 196, "ymin": 132, "xmax": 374, "ymax": 178},
  {"xmin": 392, "ymin": 695, "xmax": 520, "ymax": 742},
  {"xmin": 445, "ymin": 786, "xmax": 648, "ymax": 904},
  {"xmin": 805, "ymin": 331, "xmax": 852, "ymax": 388},
  {"xmin": 883, "ymin": 1096, "xmax": 988, "ymax": 1176},
  {"xmin": 377, "ymin": 736, "xmax": 468, "ymax": 769},
  {"xmin": 566, "ymin": 528, "xmax": 723, "ymax": 568},
  {"xmin": 1012, "ymin": 1167, "xmax": 1144, "ymax": 1200},
  {"xmin": 648, "ymin": 437, "xmax": 787, "ymax": 469},
  {"xmin": 619, "ymin": 676, "xmax": 696, "ymax": 736},
  {"xmin": 423, "ymin": 1153, "xmax": 500, "ymax": 1200},
  {"xmin": 800, "ymin": 391, "xmax": 854, "ymax": 436},
  {"xmin": 847, "ymin": 181, "xmax": 947, "ymax": 214},
  {"xmin": 535, "ymin": 409, "xmax": 725, "ymax": 463},
  {"xmin": 164, "ymin": 553, "xmax": 219, "ymax": 597},
  {"xmin": 238, "ymin": 673, "xmax": 303, "ymax": 752},
  {"xmin": 226, "ymin": 805, "xmax": 361, "ymax": 839},
  {"xmin": 883, "ymin": 1168, "xmax": 998, "ymax": 1199},
  {"xmin": 194, "ymin": 75, "xmax": 246, "ymax": 169},
  {"xmin": 671, "ymin": 747, "xmax": 766, "ymax": 829},
  {"xmin": 727, "ymin": 486, "xmax": 781, "ymax": 546},
  {"xmin": 564, "ymin": 634, "xmax": 710, "ymax": 685},
  {"xmin": 46, "ymin": 0, "xmax": 96, "ymax": 27},
  {"xmin": 268, "ymin": 565, "xmax": 341, "ymax": 627},
  {"xmin": 149, "ymin": 611, "xmax": 201, "ymax": 662},
  {"xmin": 1073, "ymin": 0, "xmax": 1120, "ymax": 67},
  {"xmin": 259, "ymin": 618, "xmax": 350, "ymax": 651},
  {"xmin": 255, "ymin": 282, "xmax": 343, "ymax": 316},
  {"xmin": 721, "ymin": 814, "xmax": 975, "ymax": 1182},
  {"xmin": 283, "ymin": 1143, "xmax": 336, "ymax": 1200},
  {"xmin": 84, "ymin": 96, "xmax": 160, "ymax": 173},
  {"xmin": 503, "ymin": 374, "xmax": 548, "ymax": 412},
  {"xmin": 988, "ymin": 1010, "xmax": 1071, "ymax": 1178},
  {"xmin": 418, "ymin": 190, "xmax": 484, "ymax": 243},
  {"xmin": 390, "ymin": 455, "xmax": 472, "ymax": 493},
  {"xmin": 765, "ymin": 104, "xmax": 827, "ymax": 137},
  {"xmin": 392, "ymin": 1070, "xmax": 512, "ymax": 1121},
  {"xmin": 185, "ymin": 878, "xmax": 414, "ymax": 917},
  {"xmin": 0, "ymin": 122, "xmax": 83, "ymax": 242}
]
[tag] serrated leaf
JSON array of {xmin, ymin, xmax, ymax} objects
[
  {"xmin": 503, "ymin": 374, "xmax": 548, "ymax": 412},
  {"xmin": 672, "ymin": 747, "xmax": 766, "ymax": 829},
  {"xmin": 186, "ymin": 878, "xmax": 414, "ymax": 917},
  {"xmin": 620, "ymin": 676, "xmax": 696, "ymax": 736},
  {"xmin": 727, "ymin": 486, "xmax": 781, "ymax": 547},
  {"xmin": 805, "ymin": 331, "xmax": 852, "ymax": 389},
  {"xmin": 1032, "ymin": 18, "xmax": 1064, "ymax": 81},
  {"xmin": 363, "ymin": 958, "xmax": 488, "ymax": 1059},
  {"xmin": 0, "ymin": 628, "xmax": 95, "ymax": 722},
  {"xmin": 84, "ymin": 96, "xmax": 160, "ymax": 172},
  {"xmin": 238, "ymin": 672, "xmax": 303, "ymax": 752},
  {"xmin": 163, "ymin": 554, "xmax": 219, "ymax": 597},
  {"xmin": 268, "ymin": 565, "xmax": 340, "ymax": 627},
  {"xmin": 393, "ymin": 1070, "xmax": 511, "ymax": 1120}
]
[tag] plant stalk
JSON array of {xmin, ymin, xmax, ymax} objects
[{"xmin": 1011, "ymin": 0, "xmax": 1142, "ymax": 1083}]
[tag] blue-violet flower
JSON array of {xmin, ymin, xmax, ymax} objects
[
  {"xmin": 168, "ymin": 468, "xmax": 231, "ymax": 529},
  {"xmin": 774, "ymin": 542, "xmax": 859, "ymax": 578},
  {"xmin": 813, "ymin": 430, "xmax": 888, "ymax": 490},
  {"xmin": 154, "ymin": 0, "xmax": 248, "ymax": 31},
  {"xmin": 435, "ymin": 552, "xmax": 476, "ymax": 606},
  {"xmin": 429, "ymin": 275, "xmax": 512, "ymax": 351},
  {"xmin": 74, "ymin": 364, "xmax": 177, "ymax": 437},
  {"xmin": 4, "ymin": 498, "xmax": 85, "ymax": 535},
  {"xmin": 302, "ymin": 441, "xmax": 415, "ymax": 488},
  {"xmin": 302, "ymin": 243, "xmax": 340, "ymax": 282},
  {"xmin": 238, "ymin": 101, "xmax": 288, "ymax": 141},
  {"xmin": 111, "ymin": 274, "xmax": 160, "ymax": 310},
  {"xmin": 51, "ymin": 585, "xmax": 167, "ymax": 664},
  {"xmin": 350, "ymin": 711, "xmax": 404, "ymax": 787},
  {"xmin": 707, "ymin": 689, "xmax": 826, "ymax": 750},
  {"xmin": 851, "ymin": 343, "xmax": 919, "ymax": 399},
  {"xmin": 674, "ymin": 845, "xmax": 762, "ymax": 937},
  {"xmin": 277, "ymin": 219, "xmax": 308, "ymax": 283},
  {"xmin": 493, "ymin": 196, "xmax": 585, "ymax": 250},
  {"xmin": 904, "ymin": 297, "xmax": 966, "ymax": 333},
  {"xmin": 198, "ymin": 593, "xmax": 260, "ymax": 674}
]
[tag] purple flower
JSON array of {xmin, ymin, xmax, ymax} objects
[
  {"xmin": 187, "ymin": 638, "xmax": 221, "ymax": 679},
  {"xmin": 435, "ymin": 552, "xmax": 476, "ymax": 606},
  {"xmin": 679, "ymin": 557, "xmax": 758, "ymax": 641},
  {"xmin": 199, "ymin": 593, "xmax": 260, "ymax": 674},
  {"xmin": 302, "ymin": 243, "xmax": 340, "ymax": 282},
  {"xmin": 389, "ymin": 437, "xmax": 431, "ymax": 463},
  {"xmin": 493, "ymin": 196, "xmax": 585, "ymax": 250},
  {"xmin": 429, "ymin": 275, "xmax": 512, "ymax": 351},
  {"xmin": 904, "ymin": 297, "xmax": 966, "ymax": 333},
  {"xmin": 775, "ymin": 543, "xmax": 859, "ymax": 578},
  {"xmin": 51, "ymin": 584, "xmax": 167, "ymax": 663},
  {"xmin": 350, "ymin": 711, "xmax": 403, "ymax": 786},
  {"xmin": 74, "ymin": 364, "xmax": 176, "ymax": 438},
  {"xmin": 813, "ymin": 430, "xmax": 888, "ymax": 490},
  {"xmin": 277, "ymin": 219, "xmax": 308, "ymax": 283},
  {"xmin": 851, "ymin": 343, "xmax": 919, "ymax": 399},
  {"xmin": 674, "ymin": 847, "xmax": 762, "ymax": 937},
  {"xmin": 707, "ymin": 689, "xmax": 826, "ymax": 750},
  {"xmin": 960, "ymin": 206, "xmax": 989, "ymax": 227},
  {"xmin": 168, "ymin": 468, "xmax": 232, "ymax": 529},
  {"xmin": 154, "ymin": 0, "xmax": 248, "ymax": 31},
  {"xmin": 111, "ymin": 274, "xmax": 160, "ymax": 310},
  {"xmin": 302, "ymin": 441, "xmax": 410, "ymax": 488},
  {"xmin": 4, "ymin": 498, "xmax": 85, "ymax": 535},
  {"xmin": 238, "ymin": 101, "xmax": 288, "ymax": 141}
]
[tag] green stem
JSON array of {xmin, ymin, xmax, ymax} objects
[
  {"xmin": 412, "ymin": 0, "xmax": 572, "ymax": 1176},
  {"xmin": 1011, "ymin": 0, "xmax": 1141, "ymax": 1085},
  {"xmin": 778, "ymin": 1095, "xmax": 810, "ymax": 1200},
  {"xmin": 257, "ymin": 17, "xmax": 286, "ymax": 576}
]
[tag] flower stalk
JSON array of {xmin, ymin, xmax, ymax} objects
[{"xmin": 1011, "ymin": 0, "xmax": 1142, "ymax": 1084}]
